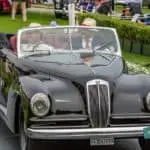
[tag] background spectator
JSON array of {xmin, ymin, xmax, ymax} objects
[
  {"xmin": 95, "ymin": 0, "xmax": 112, "ymax": 15},
  {"xmin": 11, "ymin": 0, "xmax": 27, "ymax": 22},
  {"xmin": 86, "ymin": 0, "xmax": 95, "ymax": 12},
  {"xmin": 78, "ymin": 0, "xmax": 88, "ymax": 11},
  {"xmin": 127, "ymin": 0, "xmax": 143, "ymax": 15},
  {"xmin": 121, "ymin": 7, "xmax": 131, "ymax": 18}
]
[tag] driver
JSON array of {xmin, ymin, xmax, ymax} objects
[
  {"xmin": 23, "ymin": 23, "xmax": 43, "ymax": 44},
  {"xmin": 24, "ymin": 30, "xmax": 43, "ymax": 44},
  {"xmin": 80, "ymin": 18, "xmax": 105, "ymax": 50},
  {"xmin": 10, "ymin": 22, "xmax": 42, "ymax": 53},
  {"xmin": 69, "ymin": 18, "xmax": 96, "ymax": 50},
  {"xmin": 80, "ymin": 18, "xmax": 96, "ymax": 50}
]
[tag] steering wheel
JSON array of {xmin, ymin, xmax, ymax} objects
[{"xmin": 32, "ymin": 42, "xmax": 53, "ymax": 52}]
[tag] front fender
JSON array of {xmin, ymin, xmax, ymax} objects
[
  {"xmin": 7, "ymin": 74, "xmax": 86, "ymax": 133},
  {"xmin": 112, "ymin": 74, "xmax": 150, "ymax": 114},
  {"xmin": 7, "ymin": 86, "xmax": 18, "ymax": 133},
  {"xmin": 19, "ymin": 75, "xmax": 86, "ymax": 114},
  {"xmin": 6, "ymin": 75, "xmax": 48, "ymax": 133},
  {"xmin": 19, "ymin": 75, "xmax": 48, "ymax": 100}
]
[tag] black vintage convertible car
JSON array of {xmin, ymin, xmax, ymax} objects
[{"xmin": 0, "ymin": 26, "xmax": 150, "ymax": 150}]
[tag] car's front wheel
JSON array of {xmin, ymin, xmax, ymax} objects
[
  {"xmin": 19, "ymin": 109, "xmax": 29, "ymax": 150},
  {"xmin": 139, "ymin": 138, "xmax": 150, "ymax": 150}
]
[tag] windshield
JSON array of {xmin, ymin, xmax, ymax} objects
[{"xmin": 18, "ymin": 26, "xmax": 120, "ymax": 66}]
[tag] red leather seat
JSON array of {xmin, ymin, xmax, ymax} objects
[{"xmin": 9, "ymin": 35, "xmax": 17, "ymax": 53}]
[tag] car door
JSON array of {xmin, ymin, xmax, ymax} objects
[
  {"xmin": 0, "ymin": 49, "xmax": 7, "ymax": 106},
  {"xmin": 0, "ymin": 49, "xmax": 18, "ymax": 106}
]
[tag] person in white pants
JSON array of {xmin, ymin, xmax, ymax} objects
[{"xmin": 11, "ymin": 0, "xmax": 27, "ymax": 22}]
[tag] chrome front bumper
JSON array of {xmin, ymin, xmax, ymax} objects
[{"xmin": 27, "ymin": 126, "xmax": 145, "ymax": 140}]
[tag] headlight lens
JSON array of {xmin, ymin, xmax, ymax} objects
[
  {"xmin": 30, "ymin": 93, "xmax": 50, "ymax": 117},
  {"xmin": 146, "ymin": 92, "xmax": 150, "ymax": 111}
]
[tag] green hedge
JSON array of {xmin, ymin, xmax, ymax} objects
[{"xmin": 77, "ymin": 13, "xmax": 150, "ymax": 43}]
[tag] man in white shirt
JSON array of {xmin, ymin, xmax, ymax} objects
[{"xmin": 79, "ymin": 18, "xmax": 97, "ymax": 66}]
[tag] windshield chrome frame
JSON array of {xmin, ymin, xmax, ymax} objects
[{"xmin": 17, "ymin": 26, "xmax": 122, "ymax": 58}]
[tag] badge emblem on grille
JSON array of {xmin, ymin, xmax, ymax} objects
[{"xmin": 95, "ymin": 80, "xmax": 100, "ymax": 85}]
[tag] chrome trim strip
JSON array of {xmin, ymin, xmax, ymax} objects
[
  {"xmin": 0, "ymin": 104, "xmax": 7, "ymax": 116},
  {"xmin": 86, "ymin": 81, "xmax": 93, "ymax": 127},
  {"xmin": 30, "ymin": 114, "xmax": 88, "ymax": 122},
  {"xmin": 112, "ymin": 114, "xmax": 150, "ymax": 119},
  {"xmin": 27, "ymin": 126, "xmax": 145, "ymax": 140},
  {"xmin": 110, "ymin": 123, "xmax": 150, "ymax": 127},
  {"xmin": 97, "ymin": 83, "xmax": 101, "ymax": 127}
]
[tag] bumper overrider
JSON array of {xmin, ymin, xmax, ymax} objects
[{"xmin": 27, "ymin": 126, "xmax": 145, "ymax": 140}]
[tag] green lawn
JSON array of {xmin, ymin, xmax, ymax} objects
[
  {"xmin": 0, "ymin": 12, "xmax": 68, "ymax": 33},
  {"xmin": 122, "ymin": 51, "xmax": 150, "ymax": 67}
]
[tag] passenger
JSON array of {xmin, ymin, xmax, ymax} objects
[
  {"xmin": 10, "ymin": 22, "xmax": 42, "ymax": 53},
  {"xmin": 80, "ymin": 18, "xmax": 97, "ymax": 50},
  {"xmin": 67, "ymin": 18, "xmax": 95, "ymax": 51},
  {"xmin": 9, "ymin": 34, "xmax": 17, "ymax": 53},
  {"xmin": 28, "ymin": 23, "xmax": 41, "ymax": 27}
]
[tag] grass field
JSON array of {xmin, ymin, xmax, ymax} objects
[
  {"xmin": 122, "ymin": 51, "xmax": 150, "ymax": 66},
  {"xmin": 0, "ymin": 12, "xmax": 68, "ymax": 33}
]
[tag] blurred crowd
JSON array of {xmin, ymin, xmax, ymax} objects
[
  {"xmin": 76, "ymin": 0, "xmax": 112, "ymax": 15},
  {"xmin": 120, "ymin": 0, "xmax": 150, "ymax": 25},
  {"xmin": 75, "ymin": 0, "xmax": 150, "ymax": 25},
  {"xmin": 2, "ymin": 0, "xmax": 150, "ymax": 25}
]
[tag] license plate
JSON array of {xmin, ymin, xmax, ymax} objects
[
  {"xmin": 90, "ymin": 137, "xmax": 114, "ymax": 146},
  {"xmin": 144, "ymin": 127, "xmax": 150, "ymax": 139}
]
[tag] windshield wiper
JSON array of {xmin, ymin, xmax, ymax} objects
[
  {"xmin": 33, "ymin": 60, "xmax": 85, "ymax": 66},
  {"xmin": 34, "ymin": 60, "xmax": 64, "ymax": 65},
  {"xmin": 91, "ymin": 64, "xmax": 106, "ymax": 67},
  {"xmin": 23, "ymin": 50, "xmax": 51, "ymax": 58}
]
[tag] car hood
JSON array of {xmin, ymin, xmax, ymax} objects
[{"xmin": 21, "ymin": 55, "xmax": 124, "ymax": 85}]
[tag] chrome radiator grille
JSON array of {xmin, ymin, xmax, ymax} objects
[{"xmin": 86, "ymin": 79, "xmax": 110, "ymax": 128}]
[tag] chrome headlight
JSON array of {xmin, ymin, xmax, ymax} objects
[
  {"xmin": 30, "ymin": 93, "xmax": 50, "ymax": 117},
  {"xmin": 146, "ymin": 92, "xmax": 150, "ymax": 111}
]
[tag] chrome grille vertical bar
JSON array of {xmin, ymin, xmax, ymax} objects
[
  {"xmin": 86, "ymin": 79, "xmax": 110, "ymax": 128},
  {"xmin": 97, "ymin": 83, "xmax": 101, "ymax": 127}
]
